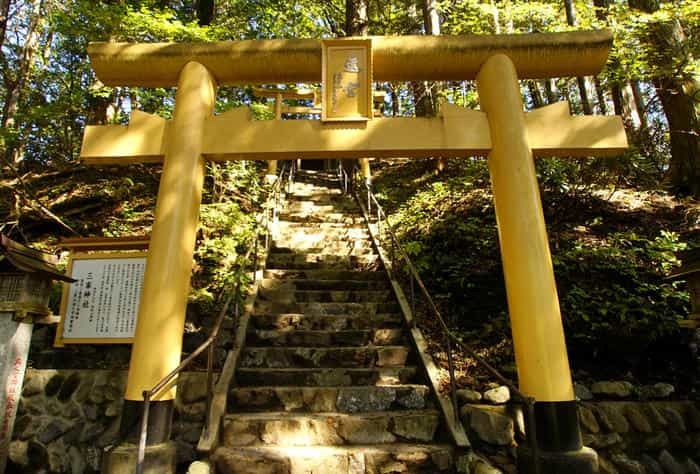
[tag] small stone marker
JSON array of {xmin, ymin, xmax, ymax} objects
[{"xmin": 0, "ymin": 317, "xmax": 31, "ymax": 473}]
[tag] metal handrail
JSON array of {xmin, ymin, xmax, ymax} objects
[
  {"xmin": 354, "ymin": 177, "xmax": 541, "ymax": 471},
  {"xmin": 135, "ymin": 162, "xmax": 291, "ymax": 473}
]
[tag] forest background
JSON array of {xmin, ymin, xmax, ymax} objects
[{"xmin": 0, "ymin": 0, "xmax": 698, "ymax": 391}]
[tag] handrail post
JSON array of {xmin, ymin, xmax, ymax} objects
[
  {"xmin": 136, "ymin": 392, "xmax": 151, "ymax": 474},
  {"xmin": 205, "ymin": 343, "xmax": 214, "ymax": 431},
  {"xmin": 410, "ymin": 275, "xmax": 416, "ymax": 327},
  {"xmin": 367, "ymin": 185, "xmax": 371, "ymax": 214},
  {"xmin": 445, "ymin": 337, "xmax": 459, "ymax": 422}
]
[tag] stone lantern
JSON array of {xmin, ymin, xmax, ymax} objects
[{"xmin": 0, "ymin": 234, "xmax": 74, "ymax": 322}]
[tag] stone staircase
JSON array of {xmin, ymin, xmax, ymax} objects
[{"xmin": 211, "ymin": 169, "xmax": 456, "ymax": 473}]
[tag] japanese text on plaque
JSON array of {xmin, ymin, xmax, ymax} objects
[{"xmin": 63, "ymin": 257, "xmax": 145, "ymax": 339}]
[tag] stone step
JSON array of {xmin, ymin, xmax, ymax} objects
[
  {"xmin": 293, "ymin": 176, "xmax": 341, "ymax": 184},
  {"xmin": 294, "ymin": 175, "xmax": 341, "ymax": 184},
  {"xmin": 246, "ymin": 328, "xmax": 406, "ymax": 347},
  {"xmin": 258, "ymin": 289, "xmax": 393, "ymax": 304},
  {"xmin": 260, "ymin": 278, "xmax": 389, "ymax": 291},
  {"xmin": 249, "ymin": 313, "xmax": 404, "ymax": 331},
  {"xmin": 292, "ymin": 178, "xmax": 341, "ymax": 187},
  {"xmin": 271, "ymin": 237, "xmax": 369, "ymax": 247},
  {"xmin": 263, "ymin": 269, "xmax": 386, "ymax": 281},
  {"xmin": 222, "ymin": 409, "xmax": 440, "ymax": 447},
  {"xmin": 279, "ymin": 213, "xmax": 365, "ymax": 224},
  {"xmin": 236, "ymin": 367, "xmax": 418, "ymax": 387},
  {"xmin": 228, "ymin": 385, "xmax": 431, "ymax": 413},
  {"xmin": 212, "ymin": 444, "xmax": 454, "ymax": 474},
  {"xmin": 270, "ymin": 245, "xmax": 374, "ymax": 256},
  {"xmin": 271, "ymin": 236, "xmax": 370, "ymax": 249},
  {"xmin": 221, "ymin": 410, "xmax": 441, "ymax": 447},
  {"xmin": 272, "ymin": 232, "xmax": 371, "ymax": 245},
  {"xmin": 272, "ymin": 232, "xmax": 370, "ymax": 244},
  {"xmin": 239, "ymin": 346, "xmax": 411, "ymax": 369},
  {"xmin": 291, "ymin": 189, "xmax": 344, "ymax": 197},
  {"xmin": 253, "ymin": 301, "xmax": 401, "ymax": 316},
  {"xmin": 285, "ymin": 203, "xmax": 360, "ymax": 214},
  {"xmin": 276, "ymin": 221, "xmax": 368, "ymax": 230},
  {"xmin": 267, "ymin": 253, "xmax": 379, "ymax": 268},
  {"xmin": 286, "ymin": 194, "xmax": 354, "ymax": 205}
]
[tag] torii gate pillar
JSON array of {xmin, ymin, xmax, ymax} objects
[
  {"xmin": 111, "ymin": 61, "xmax": 216, "ymax": 471},
  {"xmin": 477, "ymin": 54, "xmax": 597, "ymax": 473}
]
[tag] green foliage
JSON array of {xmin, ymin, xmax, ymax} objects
[
  {"xmin": 191, "ymin": 160, "xmax": 262, "ymax": 308},
  {"xmin": 374, "ymin": 159, "xmax": 693, "ymax": 360},
  {"xmin": 193, "ymin": 201, "xmax": 256, "ymax": 304},
  {"xmin": 376, "ymin": 159, "xmax": 504, "ymax": 325},
  {"xmin": 555, "ymin": 230, "xmax": 688, "ymax": 349},
  {"xmin": 607, "ymin": 0, "xmax": 699, "ymax": 83},
  {"xmin": 440, "ymin": 0, "xmax": 498, "ymax": 35}
]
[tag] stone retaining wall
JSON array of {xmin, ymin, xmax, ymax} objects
[
  {"xmin": 460, "ymin": 398, "xmax": 700, "ymax": 473},
  {"xmin": 12, "ymin": 368, "xmax": 700, "ymax": 473},
  {"xmin": 9, "ymin": 369, "xmax": 209, "ymax": 473},
  {"xmin": 580, "ymin": 401, "xmax": 700, "ymax": 474}
]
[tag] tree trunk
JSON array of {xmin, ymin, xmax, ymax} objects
[
  {"xmin": 630, "ymin": 80, "xmax": 648, "ymax": 130},
  {"xmin": 564, "ymin": 0, "xmax": 593, "ymax": 114},
  {"xmin": 390, "ymin": 84, "xmax": 399, "ymax": 117},
  {"xmin": 344, "ymin": 0, "xmax": 369, "ymax": 181},
  {"xmin": 592, "ymin": 0, "xmax": 609, "ymax": 20},
  {"xmin": 420, "ymin": 0, "xmax": 445, "ymax": 172},
  {"xmin": 621, "ymin": 82, "xmax": 642, "ymax": 129},
  {"xmin": 0, "ymin": 0, "xmax": 12, "ymax": 51},
  {"xmin": 418, "ymin": 0, "xmax": 440, "ymax": 117},
  {"xmin": 345, "ymin": 0, "xmax": 368, "ymax": 36},
  {"xmin": 527, "ymin": 80, "xmax": 544, "ymax": 108},
  {"xmin": 2, "ymin": 0, "xmax": 44, "ymax": 167},
  {"xmin": 594, "ymin": 77, "xmax": 609, "ymax": 114},
  {"xmin": 544, "ymin": 79, "xmax": 558, "ymax": 104},
  {"xmin": 611, "ymin": 82, "xmax": 641, "ymax": 128},
  {"xmin": 487, "ymin": 0, "xmax": 500, "ymax": 33},
  {"xmin": 421, "ymin": 0, "xmax": 439, "ymax": 35},
  {"xmin": 196, "ymin": 0, "xmax": 214, "ymax": 25},
  {"xmin": 629, "ymin": 0, "xmax": 699, "ymax": 194},
  {"xmin": 611, "ymin": 83, "xmax": 623, "ymax": 116},
  {"xmin": 656, "ymin": 74, "xmax": 699, "ymax": 195}
]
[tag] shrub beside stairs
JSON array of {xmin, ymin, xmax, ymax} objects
[{"xmin": 209, "ymin": 169, "xmax": 465, "ymax": 473}]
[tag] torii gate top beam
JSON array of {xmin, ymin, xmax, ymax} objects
[{"xmin": 88, "ymin": 30, "xmax": 613, "ymax": 87}]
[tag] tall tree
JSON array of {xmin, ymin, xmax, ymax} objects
[
  {"xmin": 0, "ymin": 0, "xmax": 12, "ymax": 51},
  {"xmin": 346, "ymin": 0, "xmax": 368, "ymax": 35},
  {"xmin": 2, "ymin": 0, "xmax": 44, "ymax": 166},
  {"xmin": 421, "ymin": 0, "xmax": 439, "ymax": 34},
  {"xmin": 563, "ymin": 0, "xmax": 593, "ymax": 114},
  {"xmin": 629, "ymin": 0, "xmax": 699, "ymax": 195},
  {"xmin": 420, "ymin": 0, "xmax": 444, "ymax": 172}
]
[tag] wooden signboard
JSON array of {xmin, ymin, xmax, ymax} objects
[
  {"xmin": 321, "ymin": 39, "xmax": 373, "ymax": 122},
  {"xmin": 55, "ymin": 246, "xmax": 147, "ymax": 346}
]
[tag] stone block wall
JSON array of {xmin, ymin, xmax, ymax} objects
[
  {"xmin": 459, "ymin": 397, "xmax": 700, "ymax": 473},
  {"xmin": 579, "ymin": 401, "xmax": 700, "ymax": 474},
  {"xmin": 9, "ymin": 369, "xmax": 209, "ymax": 473}
]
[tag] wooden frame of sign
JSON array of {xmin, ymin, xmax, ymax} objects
[
  {"xmin": 321, "ymin": 38, "xmax": 373, "ymax": 122},
  {"xmin": 54, "ymin": 237, "xmax": 149, "ymax": 346}
]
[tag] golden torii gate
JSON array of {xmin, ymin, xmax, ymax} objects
[{"xmin": 81, "ymin": 31, "xmax": 626, "ymax": 473}]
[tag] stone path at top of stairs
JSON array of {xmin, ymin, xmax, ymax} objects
[{"xmin": 212, "ymin": 169, "xmax": 455, "ymax": 474}]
